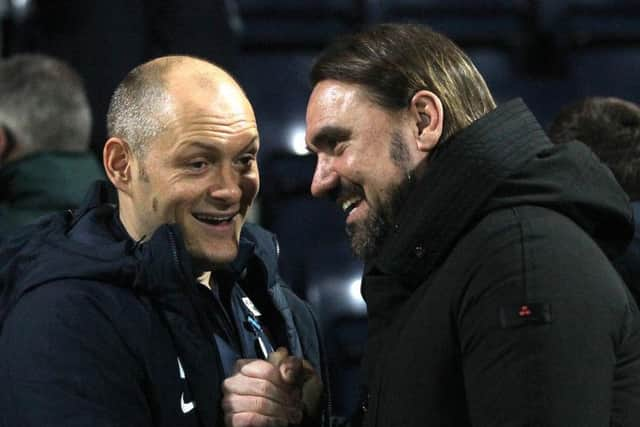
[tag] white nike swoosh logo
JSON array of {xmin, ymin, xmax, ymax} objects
[
  {"xmin": 181, "ymin": 393, "xmax": 195, "ymax": 413},
  {"xmin": 178, "ymin": 357, "xmax": 195, "ymax": 414}
]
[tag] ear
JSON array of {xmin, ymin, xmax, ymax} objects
[
  {"xmin": 103, "ymin": 137, "xmax": 135, "ymax": 195},
  {"xmin": 409, "ymin": 90, "xmax": 444, "ymax": 153}
]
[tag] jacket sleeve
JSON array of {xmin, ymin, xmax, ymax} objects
[
  {"xmin": 456, "ymin": 208, "xmax": 640, "ymax": 426},
  {"xmin": 0, "ymin": 281, "xmax": 151, "ymax": 427}
]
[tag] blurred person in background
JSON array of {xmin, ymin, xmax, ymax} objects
[
  {"xmin": 305, "ymin": 23, "xmax": 640, "ymax": 426},
  {"xmin": 0, "ymin": 53, "xmax": 102, "ymax": 235},
  {"xmin": 3, "ymin": 0, "xmax": 238, "ymax": 155},
  {"xmin": 549, "ymin": 96, "xmax": 640, "ymax": 301}
]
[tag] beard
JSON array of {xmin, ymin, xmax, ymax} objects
[
  {"xmin": 346, "ymin": 207, "xmax": 385, "ymax": 261},
  {"xmin": 346, "ymin": 130, "xmax": 416, "ymax": 261}
]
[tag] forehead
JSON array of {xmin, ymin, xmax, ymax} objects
[
  {"xmin": 306, "ymin": 80, "xmax": 393, "ymax": 141},
  {"xmin": 143, "ymin": 79, "xmax": 258, "ymax": 157},
  {"xmin": 307, "ymin": 80, "xmax": 366, "ymax": 119},
  {"xmin": 167, "ymin": 70, "xmax": 256, "ymax": 123}
]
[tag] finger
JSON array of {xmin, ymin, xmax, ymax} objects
[
  {"xmin": 300, "ymin": 360, "xmax": 324, "ymax": 418},
  {"xmin": 267, "ymin": 347, "xmax": 289, "ymax": 365},
  {"xmin": 222, "ymin": 374, "xmax": 296, "ymax": 407},
  {"xmin": 222, "ymin": 394, "xmax": 303, "ymax": 423},
  {"xmin": 232, "ymin": 358, "xmax": 256, "ymax": 374},
  {"xmin": 267, "ymin": 348, "xmax": 305, "ymax": 386},
  {"xmin": 239, "ymin": 359, "xmax": 286, "ymax": 386},
  {"xmin": 279, "ymin": 356, "xmax": 304, "ymax": 386},
  {"xmin": 301, "ymin": 359, "xmax": 318, "ymax": 381},
  {"xmin": 225, "ymin": 411, "xmax": 289, "ymax": 427}
]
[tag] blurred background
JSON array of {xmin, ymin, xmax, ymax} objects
[{"xmin": 2, "ymin": 0, "xmax": 639, "ymax": 417}]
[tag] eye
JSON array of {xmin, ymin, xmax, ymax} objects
[
  {"xmin": 236, "ymin": 153, "xmax": 257, "ymax": 169},
  {"xmin": 334, "ymin": 140, "xmax": 348, "ymax": 155},
  {"xmin": 187, "ymin": 160, "xmax": 208, "ymax": 171}
]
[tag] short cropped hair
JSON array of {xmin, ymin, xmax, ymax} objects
[
  {"xmin": 0, "ymin": 54, "xmax": 92, "ymax": 152},
  {"xmin": 311, "ymin": 23, "xmax": 496, "ymax": 143},
  {"xmin": 549, "ymin": 97, "xmax": 640, "ymax": 199},
  {"xmin": 106, "ymin": 58, "xmax": 174, "ymax": 159}
]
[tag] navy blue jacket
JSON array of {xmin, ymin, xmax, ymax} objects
[{"xmin": 0, "ymin": 182, "xmax": 328, "ymax": 427}]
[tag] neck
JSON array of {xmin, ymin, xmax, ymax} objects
[{"xmin": 117, "ymin": 197, "xmax": 148, "ymax": 242}]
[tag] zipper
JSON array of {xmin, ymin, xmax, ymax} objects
[
  {"xmin": 166, "ymin": 227, "xmax": 237, "ymax": 347},
  {"xmin": 211, "ymin": 288, "xmax": 242, "ymax": 354},
  {"xmin": 166, "ymin": 228, "xmax": 182, "ymax": 275}
]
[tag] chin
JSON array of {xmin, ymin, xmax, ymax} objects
[
  {"xmin": 186, "ymin": 240, "xmax": 239, "ymax": 271},
  {"xmin": 204, "ymin": 246, "xmax": 238, "ymax": 267}
]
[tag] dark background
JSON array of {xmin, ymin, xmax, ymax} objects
[{"xmin": 2, "ymin": 0, "xmax": 639, "ymax": 417}]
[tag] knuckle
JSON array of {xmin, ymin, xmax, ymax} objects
[
  {"xmin": 252, "ymin": 396, "xmax": 266, "ymax": 412},
  {"xmin": 257, "ymin": 379, "xmax": 270, "ymax": 396},
  {"xmin": 225, "ymin": 413, "xmax": 239, "ymax": 427},
  {"xmin": 221, "ymin": 395, "xmax": 234, "ymax": 412},
  {"xmin": 234, "ymin": 412, "xmax": 255, "ymax": 427},
  {"xmin": 222, "ymin": 378, "xmax": 233, "ymax": 392},
  {"xmin": 245, "ymin": 412, "xmax": 261, "ymax": 427},
  {"xmin": 236, "ymin": 413, "xmax": 252, "ymax": 427}
]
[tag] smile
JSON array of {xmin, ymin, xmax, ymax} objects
[
  {"xmin": 341, "ymin": 197, "xmax": 362, "ymax": 216},
  {"xmin": 192, "ymin": 213, "xmax": 237, "ymax": 226}
]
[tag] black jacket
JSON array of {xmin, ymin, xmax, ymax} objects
[
  {"xmin": 360, "ymin": 99, "xmax": 640, "ymax": 426},
  {"xmin": 0, "ymin": 182, "xmax": 328, "ymax": 427},
  {"xmin": 615, "ymin": 201, "xmax": 640, "ymax": 302}
]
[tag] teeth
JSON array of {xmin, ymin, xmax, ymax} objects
[
  {"xmin": 194, "ymin": 213, "xmax": 234, "ymax": 224},
  {"xmin": 341, "ymin": 198, "xmax": 360, "ymax": 213}
]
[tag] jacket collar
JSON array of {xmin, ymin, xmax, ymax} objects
[{"xmin": 365, "ymin": 99, "xmax": 547, "ymax": 285}]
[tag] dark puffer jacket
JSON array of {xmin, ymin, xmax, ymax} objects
[{"xmin": 0, "ymin": 182, "xmax": 329, "ymax": 427}]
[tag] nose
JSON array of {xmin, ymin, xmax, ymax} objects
[
  {"xmin": 310, "ymin": 154, "xmax": 339, "ymax": 198},
  {"xmin": 208, "ymin": 165, "xmax": 242, "ymax": 204}
]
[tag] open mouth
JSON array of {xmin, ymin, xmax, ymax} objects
[
  {"xmin": 335, "ymin": 181, "xmax": 366, "ymax": 221},
  {"xmin": 192, "ymin": 213, "xmax": 236, "ymax": 226},
  {"xmin": 341, "ymin": 197, "xmax": 362, "ymax": 216}
]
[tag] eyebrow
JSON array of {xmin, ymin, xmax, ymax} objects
[
  {"xmin": 240, "ymin": 136, "xmax": 260, "ymax": 152},
  {"xmin": 308, "ymin": 126, "xmax": 352, "ymax": 151},
  {"xmin": 182, "ymin": 136, "xmax": 259, "ymax": 154}
]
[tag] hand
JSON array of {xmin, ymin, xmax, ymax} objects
[
  {"xmin": 300, "ymin": 359, "xmax": 323, "ymax": 421},
  {"xmin": 269, "ymin": 348, "xmax": 324, "ymax": 424},
  {"xmin": 222, "ymin": 348, "xmax": 304, "ymax": 427}
]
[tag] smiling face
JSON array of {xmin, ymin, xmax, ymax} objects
[
  {"xmin": 117, "ymin": 64, "xmax": 259, "ymax": 270},
  {"xmin": 306, "ymin": 80, "xmax": 420, "ymax": 259}
]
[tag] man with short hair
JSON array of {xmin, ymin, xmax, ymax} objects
[
  {"xmin": 0, "ymin": 54, "xmax": 102, "ymax": 235},
  {"xmin": 305, "ymin": 24, "xmax": 640, "ymax": 426},
  {"xmin": 549, "ymin": 96, "xmax": 640, "ymax": 299},
  {"xmin": 0, "ymin": 55, "xmax": 325, "ymax": 427}
]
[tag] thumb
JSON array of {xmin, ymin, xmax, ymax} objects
[
  {"xmin": 280, "ymin": 356, "xmax": 304, "ymax": 386},
  {"xmin": 267, "ymin": 347, "xmax": 305, "ymax": 386},
  {"xmin": 267, "ymin": 347, "xmax": 289, "ymax": 365}
]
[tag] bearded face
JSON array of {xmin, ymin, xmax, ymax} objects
[{"xmin": 343, "ymin": 131, "xmax": 416, "ymax": 260}]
